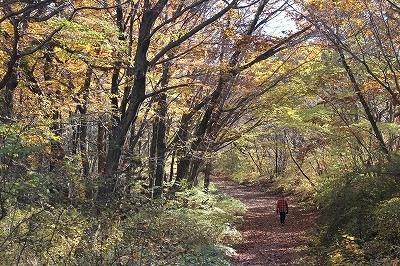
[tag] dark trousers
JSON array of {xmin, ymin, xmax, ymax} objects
[{"xmin": 279, "ymin": 212, "xmax": 286, "ymax": 224}]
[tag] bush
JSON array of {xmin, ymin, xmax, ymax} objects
[
  {"xmin": 0, "ymin": 187, "xmax": 246, "ymax": 265},
  {"xmin": 374, "ymin": 197, "xmax": 400, "ymax": 244},
  {"xmin": 312, "ymin": 162, "xmax": 400, "ymax": 264},
  {"xmin": 316, "ymin": 171, "xmax": 399, "ymax": 243}
]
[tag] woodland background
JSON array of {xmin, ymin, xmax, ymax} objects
[{"xmin": 1, "ymin": 0, "xmax": 400, "ymax": 265}]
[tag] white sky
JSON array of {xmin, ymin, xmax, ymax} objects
[{"xmin": 265, "ymin": 11, "xmax": 298, "ymax": 36}]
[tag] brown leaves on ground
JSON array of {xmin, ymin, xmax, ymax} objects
[{"xmin": 215, "ymin": 177, "xmax": 317, "ymax": 266}]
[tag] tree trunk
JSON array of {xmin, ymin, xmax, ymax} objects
[
  {"xmin": 338, "ymin": 48, "xmax": 389, "ymax": 156},
  {"xmin": 149, "ymin": 63, "xmax": 169, "ymax": 198},
  {"xmin": 203, "ymin": 161, "xmax": 212, "ymax": 193},
  {"xmin": 71, "ymin": 123, "xmax": 79, "ymax": 154},
  {"xmin": 188, "ymin": 158, "xmax": 202, "ymax": 186},
  {"xmin": 0, "ymin": 71, "xmax": 17, "ymax": 120},
  {"xmin": 97, "ymin": 120, "xmax": 106, "ymax": 175},
  {"xmin": 97, "ymin": 3, "xmax": 168, "ymax": 205},
  {"xmin": 77, "ymin": 67, "xmax": 92, "ymax": 179},
  {"xmin": 49, "ymin": 110, "xmax": 64, "ymax": 172},
  {"xmin": 174, "ymin": 115, "xmax": 191, "ymax": 185},
  {"xmin": 149, "ymin": 92, "xmax": 167, "ymax": 198},
  {"xmin": 110, "ymin": 62, "xmax": 122, "ymax": 123},
  {"xmin": 169, "ymin": 150, "xmax": 175, "ymax": 182},
  {"xmin": 0, "ymin": 70, "xmax": 18, "ymax": 220}
]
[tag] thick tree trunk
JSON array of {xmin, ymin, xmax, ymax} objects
[
  {"xmin": 0, "ymin": 70, "xmax": 18, "ymax": 219},
  {"xmin": 149, "ymin": 92, "xmax": 167, "ymax": 198},
  {"xmin": 182, "ymin": 73, "xmax": 231, "ymax": 186},
  {"xmin": 175, "ymin": 155, "xmax": 190, "ymax": 185},
  {"xmin": 149, "ymin": 63, "xmax": 169, "ymax": 198},
  {"xmin": 110, "ymin": 62, "xmax": 122, "ymax": 123},
  {"xmin": 96, "ymin": 0, "xmax": 236, "ymax": 203},
  {"xmin": 0, "ymin": 71, "xmax": 17, "ymax": 119},
  {"xmin": 154, "ymin": 91, "xmax": 167, "ymax": 193},
  {"xmin": 97, "ymin": 3, "xmax": 168, "ymax": 205},
  {"xmin": 188, "ymin": 158, "xmax": 202, "ymax": 186},
  {"xmin": 174, "ymin": 115, "xmax": 191, "ymax": 184},
  {"xmin": 99, "ymin": 103, "xmax": 140, "ymax": 203}
]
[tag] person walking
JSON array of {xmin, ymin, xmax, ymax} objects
[{"xmin": 276, "ymin": 194, "xmax": 289, "ymax": 225}]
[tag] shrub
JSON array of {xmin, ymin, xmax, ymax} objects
[
  {"xmin": 374, "ymin": 197, "xmax": 400, "ymax": 245},
  {"xmin": 316, "ymin": 171, "xmax": 399, "ymax": 243},
  {"xmin": 312, "ymin": 160, "xmax": 400, "ymax": 264},
  {"xmin": 0, "ymin": 187, "xmax": 246, "ymax": 265}
]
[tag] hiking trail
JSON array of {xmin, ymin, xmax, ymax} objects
[{"xmin": 215, "ymin": 176, "xmax": 317, "ymax": 266}]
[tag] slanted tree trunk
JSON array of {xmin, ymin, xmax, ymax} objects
[
  {"xmin": 97, "ymin": 0, "xmax": 237, "ymax": 204},
  {"xmin": 0, "ymin": 18, "xmax": 19, "ymax": 95},
  {"xmin": 338, "ymin": 48, "xmax": 389, "ymax": 156},
  {"xmin": 181, "ymin": 2, "xmax": 268, "ymax": 184}
]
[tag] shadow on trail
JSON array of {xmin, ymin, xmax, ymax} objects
[{"xmin": 214, "ymin": 176, "xmax": 317, "ymax": 266}]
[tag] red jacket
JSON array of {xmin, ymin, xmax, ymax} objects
[{"xmin": 276, "ymin": 198, "xmax": 288, "ymax": 214}]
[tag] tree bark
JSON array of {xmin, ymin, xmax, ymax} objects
[
  {"xmin": 97, "ymin": 119, "xmax": 106, "ymax": 175},
  {"xmin": 174, "ymin": 115, "xmax": 191, "ymax": 185},
  {"xmin": 149, "ymin": 62, "xmax": 169, "ymax": 198},
  {"xmin": 169, "ymin": 150, "xmax": 175, "ymax": 182},
  {"xmin": 203, "ymin": 161, "xmax": 212, "ymax": 193},
  {"xmin": 188, "ymin": 158, "xmax": 202, "ymax": 186},
  {"xmin": 43, "ymin": 48, "xmax": 65, "ymax": 172},
  {"xmin": 98, "ymin": 1, "xmax": 168, "ymax": 205},
  {"xmin": 97, "ymin": 0, "xmax": 237, "ymax": 204},
  {"xmin": 149, "ymin": 92, "xmax": 167, "ymax": 198},
  {"xmin": 76, "ymin": 67, "xmax": 92, "ymax": 175},
  {"xmin": 0, "ymin": 71, "xmax": 17, "ymax": 120}
]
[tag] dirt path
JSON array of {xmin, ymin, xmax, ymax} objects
[{"xmin": 215, "ymin": 177, "xmax": 317, "ymax": 266}]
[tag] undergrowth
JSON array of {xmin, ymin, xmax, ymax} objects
[{"xmin": 0, "ymin": 185, "xmax": 246, "ymax": 265}]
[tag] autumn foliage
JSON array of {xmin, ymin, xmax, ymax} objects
[{"xmin": 1, "ymin": 0, "xmax": 400, "ymax": 264}]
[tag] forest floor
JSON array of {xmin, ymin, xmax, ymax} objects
[{"xmin": 214, "ymin": 176, "xmax": 318, "ymax": 266}]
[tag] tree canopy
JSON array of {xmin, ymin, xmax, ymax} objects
[{"xmin": 1, "ymin": 0, "xmax": 400, "ymax": 264}]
